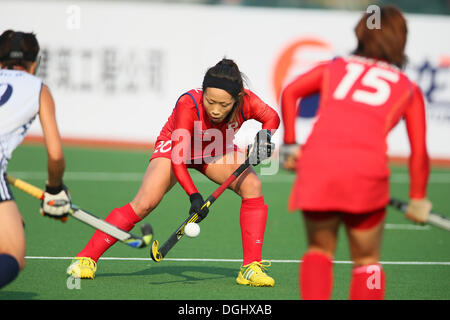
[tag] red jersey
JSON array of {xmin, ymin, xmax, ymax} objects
[
  {"xmin": 281, "ymin": 56, "xmax": 429, "ymax": 213},
  {"xmin": 156, "ymin": 88, "xmax": 280, "ymax": 195}
]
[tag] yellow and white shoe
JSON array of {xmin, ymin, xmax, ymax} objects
[
  {"xmin": 67, "ymin": 257, "xmax": 97, "ymax": 279},
  {"xmin": 236, "ymin": 261, "xmax": 275, "ymax": 287}
]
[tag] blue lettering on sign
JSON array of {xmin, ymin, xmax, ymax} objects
[
  {"xmin": 415, "ymin": 60, "xmax": 450, "ymax": 106},
  {"xmin": 0, "ymin": 83, "xmax": 13, "ymax": 107},
  {"xmin": 298, "ymin": 93, "xmax": 320, "ymax": 118}
]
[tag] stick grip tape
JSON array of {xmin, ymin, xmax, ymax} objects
[{"xmin": 7, "ymin": 175, "xmax": 44, "ymax": 200}]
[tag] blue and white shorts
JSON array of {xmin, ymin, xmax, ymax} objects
[{"xmin": 0, "ymin": 155, "xmax": 14, "ymax": 202}]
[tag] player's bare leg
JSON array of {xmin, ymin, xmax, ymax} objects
[
  {"xmin": 204, "ymin": 151, "xmax": 274, "ymax": 287},
  {"xmin": 345, "ymin": 217, "xmax": 385, "ymax": 299},
  {"xmin": 204, "ymin": 151, "xmax": 262, "ymax": 198},
  {"xmin": 68, "ymin": 157, "xmax": 177, "ymax": 278},
  {"xmin": 303, "ymin": 215, "xmax": 340, "ymax": 257},
  {"xmin": 0, "ymin": 201, "xmax": 26, "ymax": 288},
  {"xmin": 300, "ymin": 214, "xmax": 340, "ymax": 299},
  {"xmin": 130, "ymin": 157, "xmax": 178, "ymax": 218}
]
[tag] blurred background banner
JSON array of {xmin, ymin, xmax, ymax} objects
[{"xmin": 1, "ymin": 0, "xmax": 449, "ymax": 159}]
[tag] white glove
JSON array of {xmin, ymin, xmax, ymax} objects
[
  {"xmin": 247, "ymin": 129, "xmax": 275, "ymax": 165},
  {"xmin": 406, "ymin": 198, "xmax": 432, "ymax": 224},
  {"xmin": 279, "ymin": 143, "xmax": 301, "ymax": 171},
  {"xmin": 40, "ymin": 183, "xmax": 71, "ymax": 221}
]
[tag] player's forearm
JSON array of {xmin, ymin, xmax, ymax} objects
[
  {"xmin": 281, "ymin": 90, "xmax": 298, "ymax": 144},
  {"xmin": 405, "ymin": 85, "xmax": 429, "ymax": 199},
  {"xmin": 47, "ymin": 156, "xmax": 65, "ymax": 187},
  {"xmin": 408, "ymin": 151, "xmax": 430, "ymax": 199},
  {"xmin": 171, "ymin": 162, "xmax": 198, "ymax": 196},
  {"xmin": 171, "ymin": 127, "xmax": 198, "ymax": 196},
  {"xmin": 261, "ymin": 108, "xmax": 280, "ymax": 135}
]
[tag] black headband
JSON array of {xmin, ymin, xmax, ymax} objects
[{"xmin": 202, "ymin": 73, "xmax": 242, "ymax": 97}]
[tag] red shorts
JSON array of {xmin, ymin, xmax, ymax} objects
[
  {"xmin": 150, "ymin": 138, "xmax": 239, "ymax": 174},
  {"xmin": 302, "ymin": 208, "xmax": 386, "ymax": 230},
  {"xmin": 288, "ymin": 148, "xmax": 390, "ymax": 213}
]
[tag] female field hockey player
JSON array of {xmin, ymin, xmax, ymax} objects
[
  {"xmin": 279, "ymin": 6, "xmax": 431, "ymax": 299},
  {"xmin": 68, "ymin": 58, "xmax": 280, "ymax": 287},
  {"xmin": 0, "ymin": 30, "xmax": 71, "ymax": 289}
]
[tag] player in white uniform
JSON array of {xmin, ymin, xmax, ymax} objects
[{"xmin": 0, "ymin": 30, "xmax": 71, "ymax": 289}]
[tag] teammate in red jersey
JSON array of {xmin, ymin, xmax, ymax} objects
[
  {"xmin": 279, "ymin": 6, "xmax": 431, "ymax": 299},
  {"xmin": 68, "ymin": 58, "xmax": 279, "ymax": 287}
]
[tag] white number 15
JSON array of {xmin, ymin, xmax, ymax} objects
[{"xmin": 333, "ymin": 62, "xmax": 399, "ymax": 106}]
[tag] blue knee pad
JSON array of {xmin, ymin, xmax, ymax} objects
[{"xmin": 0, "ymin": 254, "xmax": 20, "ymax": 289}]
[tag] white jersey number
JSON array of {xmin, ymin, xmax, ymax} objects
[
  {"xmin": 333, "ymin": 62, "xmax": 400, "ymax": 106},
  {"xmin": 154, "ymin": 140, "xmax": 172, "ymax": 153},
  {"xmin": 0, "ymin": 83, "xmax": 13, "ymax": 107}
]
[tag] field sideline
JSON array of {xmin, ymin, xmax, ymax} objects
[{"xmin": 0, "ymin": 144, "xmax": 449, "ymax": 300}]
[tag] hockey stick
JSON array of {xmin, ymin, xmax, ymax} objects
[
  {"xmin": 151, "ymin": 158, "xmax": 251, "ymax": 262},
  {"xmin": 6, "ymin": 175, "xmax": 154, "ymax": 248},
  {"xmin": 389, "ymin": 198, "xmax": 450, "ymax": 232}
]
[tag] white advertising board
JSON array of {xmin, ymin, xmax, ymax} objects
[{"xmin": 1, "ymin": 1, "xmax": 449, "ymax": 159}]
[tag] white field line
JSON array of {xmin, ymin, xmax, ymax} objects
[
  {"xmin": 384, "ymin": 223, "xmax": 431, "ymax": 230},
  {"xmin": 8, "ymin": 171, "xmax": 450, "ymax": 184},
  {"xmin": 24, "ymin": 256, "xmax": 450, "ymax": 265},
  {"xmin": 9, "ymin": 171, "xmax": 445, "ymax": 231}
]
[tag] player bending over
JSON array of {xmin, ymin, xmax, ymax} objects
[
  {"xmin": 279, "ymin": 6, "xmax": 431, "ymax": 299},
  {"xmin": 0, "ymin": 30, "xmax": 71, "ymax": 289},
  {"xmin": 67, "ymin": 58, "xmax": 280, "ymax": 287}
]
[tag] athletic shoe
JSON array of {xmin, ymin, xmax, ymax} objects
[
  {"xmin": 236, "ymin": 260, "xmax": 275, "ymax": 287},
  {"xmin": 66, "ymin": 257, "xmax": 97, "ymax": 279}
]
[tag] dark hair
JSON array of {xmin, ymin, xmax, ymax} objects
[
  {"xmin": 353, "ymin": 5, "xmax": 408, "ymax": 68},
  {"xmin": 0, "ymin": 30, "xmax": 40, "ymax": 70},
  {"xmin": 202, "ymin": 58, "xmax": 247, "ymax": 123}
]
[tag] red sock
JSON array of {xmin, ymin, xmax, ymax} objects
[
  {"xmin": 76, "ymin": 203, "xmax": 142, "ymax": 262},
  {"xmin": 240, "ymin": 196, "xmax": 267, "ymax": 266},
  {"xmin": 349, "ymin": 264, "xmax": 385, "ymax": 300},
  {"xmin": 300, "ymin": 251, "xmax": 333, "ymax": 300}
]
